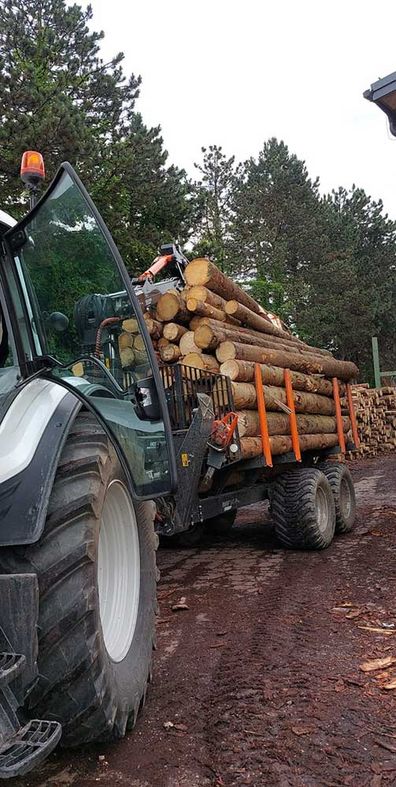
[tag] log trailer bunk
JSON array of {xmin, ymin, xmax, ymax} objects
[{"xmin": 0, "ymin": 154, "xmax": 359, "ymax": 778}]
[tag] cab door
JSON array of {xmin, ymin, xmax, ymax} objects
[{"xmin": 3, "ymin": 163, "xmax": 177, "ymax": 499}]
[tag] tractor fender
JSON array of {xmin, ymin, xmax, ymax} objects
[{"xmin": 0, "ymin": 378, "xmax": 81, "ymax": 546}]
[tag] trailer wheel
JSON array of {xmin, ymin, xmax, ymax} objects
[
  {"xmin": 0, "ymin": 411, "xmax": 157, "ymax": 746},
  {"xmin": 271, "ymin": 468, "xmax": 336, "ymax": 550},
  {"xmin": 206, "ymin": 510, "xmax": 237, "ymax": 535},
  {"xmin": 317, "ymin": 462, "xmax": 356, "ymax": 533}
]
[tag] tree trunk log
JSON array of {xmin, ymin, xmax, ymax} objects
[
  {"xmin": 179, "ymin": 331, "xmax": 202, "ymax": 356},
  {"xmin": 118, "ymin": 332, "xmax": 134, "ymax": 350},
  {"xmin": 189, "ymin": 316, "xmax": 204, "ymax": 331},
  {"xmin": 143, "ymin": 316, "xmax": 163, "ymax": 339},
  {"xmin": 122, "ymin": 318, "xmax": 138, "ymax": 333},
  {"xmin": 225, "ymin": 300, "xmax": 294, "ymax": 341},
  {"xmin": 231, "ymin": 382, "xmax": 336, "ymax": 414},
  {"xmin": 156, "ymin": 291, "xmax": 190, "ymax": 322},
  {"xmin": 182, "ymin": 352, "xmax": 220, "ymax": 372},
  {"xmin": 236, "ymin": 410, "xmax": 350, "ymax": 437},
  {"xmin": 185, "ymin": 258, "xmax": 272, "ymax": 319},
  {"xmin": 163, "ymin": 322, "xmax": 188, "ymax": 342},
  {"xmin": 159, "ymin": 343, "xmax": 182, "ymax": 363},
  {"xmin": 218, "ymin": 342, "xmax": 358, "ymax": 381},
  {"xmin": 187, "ymin": 285, "xmax": 227, "ymax": 310},
  {"xmin": 186, "ymin": 297, "xmax": 227, "ymax": 322},
  {"xmin": 225, "ymin": 300, "xmax": 331, "ymax": 356},
  {"xmin": 194, "ymin": 320, "xmax": 308, "ymax": 354},
  {"xmin": 220, "ymin": 359, "xmax": 342, "ymax": 397},
  {"xmin": 239, "ymin": 433, "xmax": 340, "ymax": 459},
  {"xmin": 157, "ymin": 337, "xmax": 170, "ymax": 349},
  {"xmin": 120, "ymin": 347, "xmax": 135, "ymax": 368}
]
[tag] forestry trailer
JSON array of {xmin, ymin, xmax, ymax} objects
[{"xmin": 0, "ymin": 154, "xmax": 358, "ymax": 778}]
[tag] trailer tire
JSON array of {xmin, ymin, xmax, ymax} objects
[
  {"xmin": 317, "ymin": 462, "xmax": 356, "ymax": 533},
  {"xmin": 271, "ymin": 468, "xmax": 336, "ymax": 550},
  {"xmin": 0, "ymin": 411, "xmax": 157, "ymax": 746}
]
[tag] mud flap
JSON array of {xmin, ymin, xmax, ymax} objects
[{"xmin": 0, "ymin": 574, "xmax": 61, "ymax": 779}]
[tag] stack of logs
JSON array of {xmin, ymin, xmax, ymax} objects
[
  {"xmin": 119, "ymin": 258, "xmax": 359, "ymax": 460},
  {"xmin": 345, "ymin": 384, "xmax": 396, "ymax": 458}
]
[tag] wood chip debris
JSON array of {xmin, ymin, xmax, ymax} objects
[
  {"xmin": 360, "ymin": 656, "xmax": 396, "ymax": 673},
  {"xmin": 171, "ymin": 596, "xmax": 189, "ymax": 611}
]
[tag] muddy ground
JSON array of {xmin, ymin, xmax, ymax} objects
[{"xmin": 19, "ymin": 454, "xmax": 396, "ymax": 787}]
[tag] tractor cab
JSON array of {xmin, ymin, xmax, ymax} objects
[{"xmin": 0, "ymin": 154, "xmax": 176, "ymax": 500}]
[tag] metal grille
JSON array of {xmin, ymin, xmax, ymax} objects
[{"xmin": 160, "ymin": 363, "xmax": 234, "ymax": 431}]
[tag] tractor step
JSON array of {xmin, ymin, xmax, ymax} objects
[
  {"xmin": 0, "ymin": 653, "xmax": 26, "ymax": 687},
  {"xmin": 0, "ymin": 719, "xmax": 62, "ymax": 779}
]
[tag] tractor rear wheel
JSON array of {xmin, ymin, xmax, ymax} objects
[
  {"xmin": 271, "ymin": 467, "xmax": 336, "ymax": 550},
  {"xmin": 0, "ymin": 411, "xmax": 158, "ymax": 745}
]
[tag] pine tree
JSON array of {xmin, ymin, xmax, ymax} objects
[
  {"xmin": 192, "ymin": 145, "xmax": 238, "ymax": 271},
  {"xmin": 228, "ymin": 138, "xmax": 324, "ymax": 320},
  {"xmin": 0, "ymin": 0, "xmax": 140, "ymax": 212}
]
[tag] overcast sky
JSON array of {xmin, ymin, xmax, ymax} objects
[{"xmin": 90, "ymin": 0, "xmax": 396, "ymax": 218}]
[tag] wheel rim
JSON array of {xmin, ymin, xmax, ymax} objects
[
  {"xmin": 340, "ymin": 476, "xmax": 352, "ymax": 519},
  {"xmin": 97, "ymin": 480, "xmax": 140, "ymax": 662},
  {"xmin": 316, "ymin": 486, "xmax": 329, "ymax": 533}
]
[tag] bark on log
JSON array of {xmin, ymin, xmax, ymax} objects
[
  {"xmin": 156, "ymin": 291, "xmax": 190, "ymax": 322},
  {"xmin": 224, "ymin": 300, "xmax": 331, "ymax": 356},
  {"xmin": 239, "ymin": 433, "xmax": 340, "ymax": 459},
  {"xmin": 189, "ymin": 316, "xmax": 204, "ymax": 332},
  {"xmin": 185, "ymin": 258, "xmax": 271, "ymax": 319},
  {"xmin": 188, "ymin": 285, "xmax": 227, "ymax": 310},
  {"xmin": 159, "ymin": 343, "xmax": 182, "ymax": 363},
  {"xmin": 144, "ymin": 316, "xmax": 163, "ymax": 339},
  {"xmin": 182, "ymin": 352, "xmax": 220, "ymax": 372},
  {"xmin": 217, "ymin": 342, "xmax": 358, "ymax": 381},
  {"xmin": 179, "ymin": 331, "xmax": 202, "ymax": 356},
  {"xmin": 194, "ymin": 320, "xmax": 308, "ymax": 354},
  {"xmin": 157, "ymin": 337, "xmax": 170, "ymax": 350},
  {"xmin": 163, "ymin": 322, "xmax": 188, "ymax": 342},
  {"xmin": 236, "ymin": 410, "xmax": 350, "ymax": 437},
  {"xmin": 220, "ymin": 359, "xmax": 340, "ymax": 397},
  {"xmin": 186, "ymin": 297, "xmax": 227, "ymax": 322},
  {"xmin": 231, "ymin": 382, "xmax": 336, "ymax": 414}
]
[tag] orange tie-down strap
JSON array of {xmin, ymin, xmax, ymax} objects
[
  {"xmin": 254, "ymin": 363, "xmax": 273, "ymax": 467},
  {"xmin": 284, "ymin": 368, "xmax": 301, "ymax": 462},
  {"xmin": 332, "ymin": 377, "xmax": 346, "ymax": 454}
]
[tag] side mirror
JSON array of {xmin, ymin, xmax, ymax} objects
[{"xmin": 135, "ymin": 376, "xmax": 161, "ymax": 421}]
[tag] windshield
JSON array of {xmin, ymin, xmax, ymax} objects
[
  {"xmin": 15, "ymin": 171, "xmax": 150, "ymax": 384},
  {"xmin": 4, "ymin": 168, "xmax": 172, "ymax": 498}
]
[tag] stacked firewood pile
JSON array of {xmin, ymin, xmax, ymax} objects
[
  {"xmin": 346, "ymin": 384, "xmax": 396, "ymax": 458},
  {"xmin": 120, "ymin": 258, "xmax": 359, "ymax": 459}
]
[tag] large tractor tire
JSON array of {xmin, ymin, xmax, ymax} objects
[
  {"xmin": 318, "ymin": 462, "xmax": 356, "ymax": 533},
  {"xmin": 0, "ymin": 411, "xmax": 158, "ymax": 746},
  {"xmin": 271, "ymin": 467, "xmax": 336, "ymax": 550}
]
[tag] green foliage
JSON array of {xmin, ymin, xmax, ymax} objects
[
  {"xmin": 192, "ymin": 145, "xmax": 238, "ymax": 271},
  {"xmin": 0, "ymin": 0, "xmax": 140, "ymax": 214}
]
